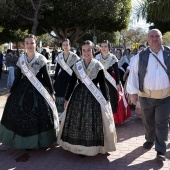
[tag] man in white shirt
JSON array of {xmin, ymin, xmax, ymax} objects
[{"xmin": 127, "ymin": 29, "xmax": 170, "ymax": 161}]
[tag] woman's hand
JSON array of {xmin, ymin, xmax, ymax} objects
[
  {"xmin": 51, "ymin": 93, "xmax": 55, "ymax": 101},
  {"xmin": 64, "ymin": 100, "xmax": 68, "ymax": 109},
  {"xmin": 116, "ymin": 84, "xmax": 121, "ymax": 92},
  {"xmin": 123, "ymin": 70, "xmax": 129, "ymax": 81}
]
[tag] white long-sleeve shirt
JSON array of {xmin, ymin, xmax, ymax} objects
[{"xmin": 126, "ymin": 49, "xmax": 170, "ymax": 94}]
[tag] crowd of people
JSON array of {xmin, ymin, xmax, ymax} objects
[{"xmin": 0, "ymin": 28, "xmax": 169, "ymax": 161}]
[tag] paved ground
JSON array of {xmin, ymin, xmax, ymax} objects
[{"xmin": 0, "ymin": 72, "xmax": 169, "ymax": 170}]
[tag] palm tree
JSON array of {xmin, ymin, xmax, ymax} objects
[
  {"xmin": 133, "ymin": 0, "xmax": 170, "ymax": 33},
  {"xmin": 134, "ymin": 0, "xmax": 170, "ymax": 22}
]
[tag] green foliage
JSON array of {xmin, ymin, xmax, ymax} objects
[
  {"xmin": 0, "ymin": 0, "xmax": 132, "ymax": 45},
  {"xmin": 36, "ymin": 33, "xmax": 60, "ymax": 47},
  {"xmin": 147, "ymin": 0, "xmax": 170, "ymax": 22},
  {"xmin": 0, "ymin": 29, "xmax": 28, "ymax": 44},
  {"xmin": 133, "ymin": 0, "xmax": 147, "ymax": 20},
  {"xmin": 162, "ymin": 31, "xmax": 170, "ymax": 45},
  {"xmin": 41, "ymin": 0, "xmax": 131, "ymax": 32},
  {"xmin": 134, "ymin": 0, "xmax": 170, "ymax": 33},
  {"xmin": 77, "ymin": 30, "xmax": 119, "ymax": 44},
  {"xmin": 120, "ymin": 28, "xmax": 148, "ymax": 49}
]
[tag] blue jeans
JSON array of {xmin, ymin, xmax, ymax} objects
[{"xmin": 7, "ymin": 67, "xmax": 15, "ymax": 86}]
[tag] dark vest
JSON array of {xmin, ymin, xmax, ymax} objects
[{"xmin": 138, "ymin": 46, "xmax": 170, "ymax": 92}]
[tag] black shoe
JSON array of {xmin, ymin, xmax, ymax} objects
[
  {"xmin": 143, "ymin": 141, "xmax": 154, "ymax": 149},
  {"xmin": 156, "ymin": 151, "xmax": 166, "ymax": 161},
  {"xmin": 79, "ymin": 154, "xmax": 86, "ymax": 158},
  {"xmin": 25, "ymin": 149, "xmax": 32, "ymax": 151}
]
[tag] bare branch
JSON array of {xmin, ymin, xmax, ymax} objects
[
  {"xmin": 30, "ymin": 0, "xmax": 36, "ymax": 10},
  {"xmin": 19, "ymin": 13, "xmax": 34, "ymax": 21}
]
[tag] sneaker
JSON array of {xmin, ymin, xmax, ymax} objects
[
  {"xmin": 143, "ymin": 141, "xmax": 154, "ymax": 149},
  {"xmin": 156, "ymin": 151, "xmax": 166, "ymax": 161}
]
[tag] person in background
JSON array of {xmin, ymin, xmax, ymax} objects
[
  {"xmin": 41, "ymin": 49, "xmax": 49, "ymax": 60},
  {"xmin": 127, "ymin": 29, "xmax": 170, "ymax": 161},
  {"xmin": 138, "ymin": 44, "xmax": 146, "ymax": 52},
  {"xmin": 110, "ymin": 46, "xmax": 116, "ymax": 55},
  {"xmin": 123, "ymin": 48, "xmax": 134, "ymax": 63},
  {"xmin": 132, "ymin": 48, "xmax": 138, "ymax": 55},
  {"xmin": 95, "ymin": 40, "xmax": 131, "ymax": 124},
  {"xmin": 53, "ymin": 39, "xmax": 79, "ymax": 118},
  {"xmin": 116, "ymin": 49, "xmax": 129, "ymax": 86},
  {"xmin": 5, "ymin": 49, "xmax": 18, "ymax": 86},
  {"xmin": 52, "ymin": 49, "xmax": 58, "ymax": 65},
  {"xmin": 123, "ymin": 45, "xmax": 146, "ymax": 82},
  {"xmin": 95, "ymin": 40, "xmax": 120, "ymax": 114},
  {"xmin": 0, "ymin": 51, "xmax": 3, "ymax": 79},
  {"xmin": 76, "ymin": 47, "xmax": 81, "ymax": 57}
]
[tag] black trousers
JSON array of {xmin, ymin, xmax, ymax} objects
[{"xmin": 139, "ymin": 96, "xmax": 170, "ymax": 154}]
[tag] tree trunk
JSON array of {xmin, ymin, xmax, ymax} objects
[
  {"xmin": 31, "ymin": 19, "xmax": 39, "ymax": 35},
  {"xmin": 16, "ymin": 42, "xmax": 19, "ymax": 52}
]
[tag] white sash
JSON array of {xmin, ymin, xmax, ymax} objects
[
  {"xmin": 76, "ymin": 61, "xmax": 110, "ymax": 113},
  {"xmin": 58, "ymin": 53, "xmax": 73, "ymax": 76},
  {"xmin": 19, "ymin": 55, "xmax": 59, "ymax": 130},
  {"xmin": 96, "ymin": 56, "xmax": 128, "ymax": 108}
]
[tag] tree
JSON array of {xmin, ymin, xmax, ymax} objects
[
  {"xmin": 0, "ymin": 0, "xmax": 52, "ymax": 35},
  {"xmin": 162, "ymin": 32, "xmax": 170, "ymax": 46},
  {"xmin": 134, "ymin": 0, "xmax": 170, "ymax": 33},
  {"xmin": 0, "ymin": 0, "xmax": 132, "ymax": 46},
  {"xmin": 119, "ymin": 28, "xmax": 147, "ymax": 49},
  {"xmin": 36, "ymin": 33, "xmax": 60, "ymax": 48},
  {"xmin": 0, "ymin": 29, "xmax": 28, "ymax": 51},
  {"xmin": 41, "ymin": 0, "xmax": 131, "ymax": 46},
  {"xmin": 76, "ymin": 30, "xmax": 119, "ymax": 45}
]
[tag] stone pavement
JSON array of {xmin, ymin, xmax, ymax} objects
[{"xmin": 0, "ymin": 73, "xmax": 169, "ymax": 170}]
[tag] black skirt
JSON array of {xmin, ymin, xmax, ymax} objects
[
  {"xmin": 1, "ymin": 76, "xmax": 55, "ymax": 137},
  {"xmin": 61, "ymin": 83, "xmax": 104, "ymax": 147},
  {"xmin": 53, "ymin": 70, "xmax": 71, "ymax": 97}
]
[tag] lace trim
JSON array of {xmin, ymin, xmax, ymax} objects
[
  {"xmin": 95, "ymin": 53, "xmax": 118, "ymax": 70},
  {"xmin": 73, "ymin": 58, "xmax": 103, "ymax": 80},
  {"xmin": 17, "ymin": 52, "xmax": 47, "ymax": 75},
  {"xmin": 57, "ymin": 51, "xmax": 79, "ymax": 68}
]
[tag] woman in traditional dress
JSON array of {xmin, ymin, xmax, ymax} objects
[
  {"xmin": 96, "ymin": 40, "xmax": 131, "ymax": 124},
  {"xmin": 115, "ymin": 49, "xmax": 131, "ymax": 123},
  {"xmin": 53, "ymin": 39, "xmax": 79, "ymax": 117},
  {"xmin": 116, "ymin": 49, "xmax": 128, "ymax": 86},
  {"xmin": 0, "ymin": 34, "xmax": 58, "ymax": 149},
  {"xmin": 95, "ymin": 40, "xmax": 120, "ymax": 114},
  {"xmin": 57, "ymin": 40, "xmax": 116, "ymax": 156}
]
